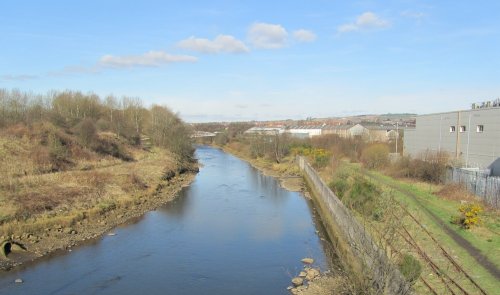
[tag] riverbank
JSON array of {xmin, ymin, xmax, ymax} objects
[{"xmin": 0, "ymin": 146, "xmax": 198, "ymax": 271}]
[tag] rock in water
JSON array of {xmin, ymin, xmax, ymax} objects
[
  {"xmin": 301, "ymin": 257, "xmax": 314, "ymax": 264},
  {"xmin": 291, "ymin": 277, "xmax": 304, "ymax": 287},
  {"xmin": 14, "ymin": 278, "xmax": 23, "ymax": 283},
  {"xmin": 298, "ymin": 271, "xmax": 307, "ymax": 277}
]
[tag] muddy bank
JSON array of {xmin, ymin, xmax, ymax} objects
[{"xmin": 0, "ymin": 171, "xmax": 197, "ymax": 271}]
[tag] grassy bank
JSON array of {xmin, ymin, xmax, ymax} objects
[
  {"xmin": 328, "ymin": 161, "xmax": 499, "ymax": 294},
  {"xmin": 365, "ymin": 168, "xmax": 499, "ymax": 266}
]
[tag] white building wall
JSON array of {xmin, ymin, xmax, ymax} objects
[
  {"xmin": 288, "ymin": 128, "xmax": 322, "ymax": 138},
  {"xmin": 348, "ymin": 124, "xmax": 369, "ymax": 137}
]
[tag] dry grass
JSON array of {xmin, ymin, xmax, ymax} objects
[
  {"xmin": 0, "ymin": 123, "xmax": 179, "ymax": 239},
  {"xmin": 437, "ymin": 183, "xmax": 482, "ymax": 203}
]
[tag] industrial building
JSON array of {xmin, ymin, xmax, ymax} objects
[
  {"xmin": 322, "ymin": 124, "xmax": 369, "ymax": 138},
  {"xmin": 404, "ymin": 101, "xmax": 500, "ymax": 175},
  {"xmin": 244, "ymin": 126, "xmax": 285, "ymax": 135},
  {"xmin": 364, "ymin": 124, "xmax": 400, "ymax": 142},
  {"xmin": 287, "ymin": 126, "xmax": 323, "ymax": 138}
]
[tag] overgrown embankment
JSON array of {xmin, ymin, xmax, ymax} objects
[
  {"xmin": 326, "ymin": 161, "xmax": 499, "ymax": 294},
  {"xmin": 299, "ymin": 156, "xmax": 411, "ymax": 295},
  {"xmin": 0, "ymin": 89, "xmax": 197, "ymax": 270}
]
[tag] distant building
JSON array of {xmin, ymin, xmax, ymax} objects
[
  {"xmin": 244, "ymin": 127, "xmax": 284, "ymax": 135},
  {"xmin": 404, "ymin": 102, "xmax": 500, "ymax": 174},
  {"xmin": 322, "ymin": 124, "xmax": 368, "ymax": 138},
  {"xmin": 364, "ymin": 124, "xmax": 399, "ymax": 142},
  {"xmin": 287, "ymin": 126, "xmax": 323, "ymax": 138}
]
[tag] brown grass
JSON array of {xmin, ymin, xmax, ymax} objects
[
  {"xmin": 0, "ymin": 141, "xmax": 179, "ymax": 238},
  {"xmin": 437, "ymin": 183, "xmax": 481, "ymax": 203}
]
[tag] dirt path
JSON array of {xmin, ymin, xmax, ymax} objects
[{"xmin": 365, "ymin": 172, "xmax": 500, "ymax": 280}]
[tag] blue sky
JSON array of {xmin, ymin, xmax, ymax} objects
[{"xmin": 1, "ymin": 1, "xmax": 499, "ymax": 122}]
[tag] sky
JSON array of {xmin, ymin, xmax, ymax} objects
[{"xmin": 1, "ymin": 1, "xmax": 500, "ymax": 122}]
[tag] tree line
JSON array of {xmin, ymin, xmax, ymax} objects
[{"xmin": 0, "ymin": 89, "xmax": 194, "ymax": 160}]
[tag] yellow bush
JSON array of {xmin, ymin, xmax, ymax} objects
[
  {"xmin": 453, "ymin": 203, "xmax": 483, "ymax": 229},
  {"xmin": 291, "ymin": 147, "xmax": 331, "ymax": 168}
]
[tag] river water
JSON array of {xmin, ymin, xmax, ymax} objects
[{"xmin": 0, "ymin": 146, "xmax": 333, "ymax": 295}]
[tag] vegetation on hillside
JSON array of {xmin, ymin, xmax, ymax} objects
[{"xmin": 0, "ymin": 89, "xmax": 194, "ymax": 161}]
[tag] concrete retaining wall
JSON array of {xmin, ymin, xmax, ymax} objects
[{"xmin": 297, "ymin": 156, "xmax": 411, "ymax": 294}]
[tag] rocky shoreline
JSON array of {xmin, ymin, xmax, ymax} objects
[
  {"xmin": 0, "ymin": 171, "xmax": 197, "ymax": 271},
  {"xmin": 287, "ymin": 258, "xmax": 322, "ymax": 294}
]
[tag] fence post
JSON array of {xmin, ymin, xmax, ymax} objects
[{"xmin": 484, "ymin": 176, "xmax": 488, "ymax": 201}]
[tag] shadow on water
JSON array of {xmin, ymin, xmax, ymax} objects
[{"xmin": 0, "ymin": 146, "xmax": 338, "ymax": 295}]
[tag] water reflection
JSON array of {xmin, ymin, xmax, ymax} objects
[{"xmin": 157, "ymin": 186, "xmax": 192, "ymax": 218}]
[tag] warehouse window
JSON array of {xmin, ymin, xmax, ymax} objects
[
  {"xmin": 460, "ymin": 126, "xmax": 466, "ymax": 132},
  {"xmin": 449, "ymin": 126, "xmax": 455, "ymax": 132},
  {"xmin": 477, "ymin": 125, "xmax": 484, "ymax": 133}
]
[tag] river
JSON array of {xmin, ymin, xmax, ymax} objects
[{"xmin": 0, "ymin": 146, "xmax": 333, "ymax": 295}]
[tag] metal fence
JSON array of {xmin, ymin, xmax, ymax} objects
[
  {"xmin": 297, "ymin": 156, "xmax": 411, "ymax": 294},
  {"xmin": 447, "ymin": 168, "xmax": 500, "ymax": 208}
]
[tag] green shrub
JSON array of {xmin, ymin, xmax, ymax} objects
[
  {"xmin": 329, "ymin": 178, "xmax": 349, "ymax": 198},
  {"xmin": 329, "ymin": 170, "xmax": 382, "ymax": 219},
  {"xmin": 346, "ymin": 177, "xmax": 380, "ymax": 216},
  {"xmin": 398, "ymin": 254, "xmax": 422, "ymax": 284},
  {"xmin": 329, "ymin": 171, "xmax": 350, "ymax": 198},
  {"xmin": 314, "ymin": 152, "xmax": 330, "ymax": 168}
]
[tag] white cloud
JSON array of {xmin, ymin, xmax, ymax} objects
[
  {"xmin": 248, "ymin": 22, "xmax": 288, "ymax": 49},
  {"xmin": 293, "ymin": 29, "xmax": 317, "ymax": 42},
  {"xmin": 337, "ymin": 12, "xmax": 390, "ymax": 33},
  {"xmin": 177, "ymin": 34, "xmax": 249, "ymax": 54},
  {"xmin": 99, "ymin": 51, "xmax": 197, "ymax": 68}
]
